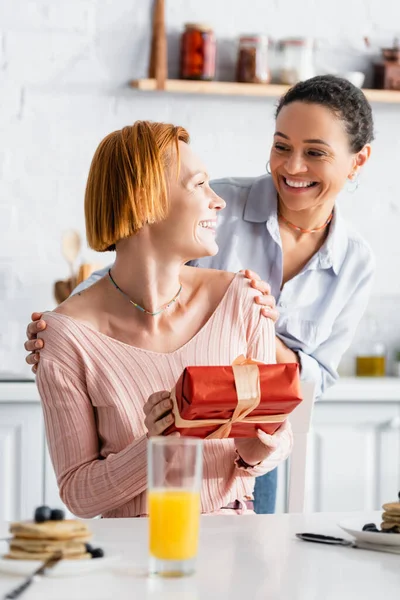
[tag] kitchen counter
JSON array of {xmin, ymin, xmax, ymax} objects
[
  {"xmin": 0, "ymin": 381, "xmax": 38, "ymax": 402},
  {"xmin": 321, "ymin": 376, "xmax": 400, "ymax": 401},
  {"xmin": 1, "ymin": 512, "xmax": 398, "ymax": 600}
]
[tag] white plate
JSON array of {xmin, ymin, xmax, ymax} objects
[
  {"xmin": 339, "ymin": 518, "xmax": 400, "ymax": 547},
  {"xmin": 0, "ymin": 541, "xmax": 120, "ymax": 577}
]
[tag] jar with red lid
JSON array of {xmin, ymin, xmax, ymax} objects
[
  {"xmin": 180, "ymin": 23, "xmax": 216, "ymax": 81},
  {"xmin": 236, "ymin": 35, "xmax": 271, "ymax": 84}
]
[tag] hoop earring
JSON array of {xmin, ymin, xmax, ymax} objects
[
  {"xmin": 266, "ymin": 161, "xmax": 271, "ymax": 174},
  {"xmin": 347, "ymin": 174, "xmax": 359, "ymax": 194}
]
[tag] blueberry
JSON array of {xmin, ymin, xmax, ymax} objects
[
  {"xmin": 34, "ymin": 506, "xmax": 52, "ymax": 523},
  {"xmin": 85, "ymin": 543, "xmax": 94, "ymax": 553},
  {"xmin": 362, "ymin": 523, "xmax": 378, "ymax": 532},
  {"xmin": 90, "ymin": 547, "xmax": 104, "ymax": 559},
  {"xmin": 50, "ymin": 508, "xmax": 65, "ymax": 521}
]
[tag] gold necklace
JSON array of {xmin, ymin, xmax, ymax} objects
[
  {"xmin": 278, "ymin": 210, "xmax": 333, "ymax": 234},
  {"xmin": 108, "ymin": 269, "xmax": 182, "ymax": 317}
]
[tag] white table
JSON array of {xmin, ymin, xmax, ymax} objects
[{"xmin": 0, "ymin": 512, "xmax": 399, "ymax": 600}]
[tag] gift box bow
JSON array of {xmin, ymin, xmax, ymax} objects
[{"xmin": 170, "ymin": 355, "xmax": 296, "ymax": 440}]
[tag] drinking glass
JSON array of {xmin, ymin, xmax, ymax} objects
[{"xmin": 148, "ymin": 436, "xmax": 203, "ymax": 577}]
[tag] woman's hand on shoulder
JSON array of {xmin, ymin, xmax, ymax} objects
[
  {"xmin": 143, "ymin": 391, "xmax": 179, "ymax": 437},
  {"xmin": 234, "ymin": 420, "xmax": 292, "ymax": 466},
  {"xmin": 241, "ymin": 269, "xmax": 279, "ymax": 323},
  {"xmin": 24, "ymin": 312, "xmax": 46, "ymax": 373}
]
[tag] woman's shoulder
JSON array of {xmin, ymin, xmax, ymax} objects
[
  {"xmin": 347, "ymin": 229, "xmax": 374, "ymax": 261},
  {"xmin": 182, "ymin": 264, "xmax": 233, "ymax": 294},
  {"xmin": 188, "ymin": 268, "xmax": 262, "ymax": 320},
  {"xmin": 191, "ymin": 265, "xmax": 235, "ymax": 286},
  {"xmin": 223, "ymin": 270, "xmax": 263, "ymax": 303},
  {"xmin": 185, "ymin": 266, "xmax": 256, "ymax": 299},
  {"xmin": 36, "ymin": 311, "xmax": 89, "ymax": 380},
  {"xmin": 39, "ymin": 311, "xmax": 85, "ymax": 354},
  {"xmin": 187, "ymin": 267, "xmax": 260, "ymax": 297},
  {"xmin": 342, "ymin": 223, "xmax": 375, "ymax": 275},
  {"xmin": 39, "ymin": 297, "xmax": 99, "ymax": 362},
  {"xmin": 49, "ymin": 278, "xmax": 105, "ymax": 331}
]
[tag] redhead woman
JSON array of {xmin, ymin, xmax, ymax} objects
[{"xmin": 34, "ymin": 122, "xmax": 292, "ymax": 519}]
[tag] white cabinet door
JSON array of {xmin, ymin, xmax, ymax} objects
[
  {"xmin": 306, "ymin": 402, "xmax": 400, "ymax": 512},
  {"xmin": 276, "ymin": 401, "xmax": 400, "ymax": 513},
  {"xmin": 0, "ymin": 403, "xmax": 44, "ymax": 521}
]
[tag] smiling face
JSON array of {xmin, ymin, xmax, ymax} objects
[
  {"xmin": 269, "ymin": 101, "xmax": 370, "ymax": 214},
  {"xmin": 149, "ymin": 141, "xmax": 226, "ymax": 262}
]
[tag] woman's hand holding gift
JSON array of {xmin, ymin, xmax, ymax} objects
[
  {"xmin": 143, "ymin": 391, "xmax": 178, "ymax": 437},
  {"xmin": 234, "ymin": 420, "xmax": 292, "ymax": 466}
]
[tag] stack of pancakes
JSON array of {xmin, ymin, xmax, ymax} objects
[
  {"xmin": 381, "ymin": 502, "xmax": 400, "ymax": 533},
  {"xmin": 5, "ymin": 519, "xmax": 92, "ymax": 561}
]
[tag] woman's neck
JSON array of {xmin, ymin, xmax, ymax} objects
[
  {"xmin": 277, "ymin": 197, "xmax": 334, "ymax": 234},
  {"xmin": 110, "ymin": 245, "xmax": 184, "ymax": 316}
]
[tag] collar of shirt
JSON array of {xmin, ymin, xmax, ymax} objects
[{"xmin": 242, "ymin": 174, "xmax": 348, "ymax": 276}]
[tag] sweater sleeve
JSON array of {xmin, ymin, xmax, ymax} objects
[
  {"xmin": 36, "ymin": 358, "xmax": 148, "ymax": 518},
  {"xmin": 240, "ymin": 275, "xmax": 276, "ymax": 364}
]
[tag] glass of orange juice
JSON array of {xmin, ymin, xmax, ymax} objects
[{"xmin": 148, "ymin": 437, "xmax": 203, "ymax": 577}]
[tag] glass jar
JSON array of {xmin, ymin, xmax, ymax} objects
[
  {"xmin": 356, "ymin": 345, "xmax": 386, "ymax": 377},
  {"xmin": 279, "ymin": 38, "xmax": 315, "ymax": 85},
  {"xmin": 355, "ymin": 316, "xmax": 386, "ymax": 377},
  {"xmin": 180, "ymin": 23, "xmax": 216, "ymax": 81},
  {"xmin": 236, "ymin": 35, "xmax": 271, "ymax": 84}
]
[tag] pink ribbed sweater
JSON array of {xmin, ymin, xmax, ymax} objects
[{"xmin": 36, "ymin": 274, "xmax": 292, "ymax": 518}]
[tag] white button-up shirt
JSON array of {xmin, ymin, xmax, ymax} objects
[{"xmin": 75, "ymin": 175, "xmax": 375, "ymax": 398}]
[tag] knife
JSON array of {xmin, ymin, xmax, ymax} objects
[
  {"xmin": 296, "ymin": 533, "xmax": 400, "ymax": 555},
  {"xmin": 3, "ymin": 550, "xmax": 63, "ymax": 599}
]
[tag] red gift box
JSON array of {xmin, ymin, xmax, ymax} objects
[{"xmin": 165, "ymin": 356, "xmax": 302, "ymax": 439}]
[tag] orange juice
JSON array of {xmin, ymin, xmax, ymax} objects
[{"xmin": 149, "ymin": 490, "xmax": 200, "ymax": 561}]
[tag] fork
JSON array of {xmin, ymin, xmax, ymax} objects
[{"xmin": 3, "ymin": 550, "xmax": 63, "ymax": 599}]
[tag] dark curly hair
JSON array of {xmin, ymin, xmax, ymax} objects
[{"xmin": 275, "ymin": 75, "xmax": 374, "ymax": 153}]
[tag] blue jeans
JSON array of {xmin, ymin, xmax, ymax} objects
[{"xmin": 253, "ymin": 468, "xmax": 278, "ymax": 514}]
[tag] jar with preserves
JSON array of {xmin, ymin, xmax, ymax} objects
[
  {"xmin": 180, "ymin": 23, "xmax": 216, "ymax": 81},
  {"xmin": 236, "ymin": 35, "xmax": 271, "ymax": 84}
]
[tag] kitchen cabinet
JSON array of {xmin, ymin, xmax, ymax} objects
[
  {"xmin": 0, "ymin": 402, "xmax": 44, "ymax": 521},
  {"xmin": 0, "ymin": 383, "xmax": 69, "ymax": 522},
  {"xmin": 276, "ymin": 379, "xmax": 400, "ymax": 513},
  {"xmin": 2, "ymin": 380, "xmax": 400, "ymax": 519},
  {"xmin": 304, "ymin": 402, "xmax": 400, "ymax": 512}
]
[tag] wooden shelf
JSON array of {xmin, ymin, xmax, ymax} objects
[{"xmin": 129, "ymin": 78, "xmax": 400, "ymax": 104}]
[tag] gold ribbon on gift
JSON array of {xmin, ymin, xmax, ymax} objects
[{"xmin": 170, "ymin": 355, "xmax": 287, "ymax": 440}]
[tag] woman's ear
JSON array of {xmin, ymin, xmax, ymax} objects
[{"xmin": 349, "ymin": 144, "xmax": 372, "ymax": 178}]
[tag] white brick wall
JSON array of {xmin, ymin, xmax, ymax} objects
[{"xmin": 1, "ymin": 0, "xmax": 400, "ymax": 377}]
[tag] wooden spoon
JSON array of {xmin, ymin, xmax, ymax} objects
[{"xmin": 61, "ymin": 230, "xmax": 81, "ymax": 289}]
